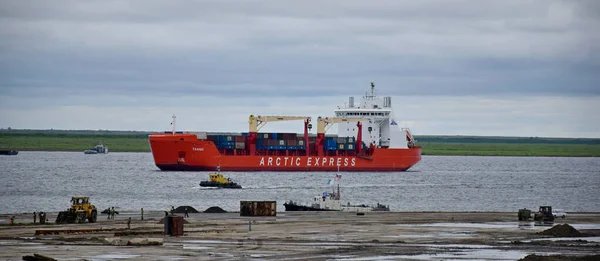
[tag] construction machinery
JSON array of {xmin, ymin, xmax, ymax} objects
[
  {"xmin": 55, "ymin": 196, "xmax": 98, "ymax": 224},
  {"xmin": 533, "ymin": 205, "xmax": 555, "ymax": 222},
  {"xmin": 518, "ymin": 208, "xmax": 532, "ymax": 221}
]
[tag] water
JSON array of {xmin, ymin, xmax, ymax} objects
[{"xmin": 0, "ymin": 152, "xmax": 599, "ymax": 214}]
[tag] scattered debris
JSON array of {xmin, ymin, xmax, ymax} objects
[
  {"xmin": 102, "ymin": 237, "xmax": 162, "ymax": 246},
  {"xmin": 114, "ymin": 230, "xmax": 163, "ymax": 236},
  {"xmin": 538, "ymin": 224, "xmax": 582, "ymax": 237},
  {"xmin": 126, "ymin": 237, "xmax": 163, "ymax": 246},
  {"xmin": 35, "ymin": 228, "xmax": 116, "ymax": 235},
  {"xmin": 204, "ymin": 206, "xmax": 227, "ymax": 213}
]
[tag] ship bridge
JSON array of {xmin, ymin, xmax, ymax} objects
[{"xmin": 333, "ymin": 83, "xmax": 408, "ymax": 149}]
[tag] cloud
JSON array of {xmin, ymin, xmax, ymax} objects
[{"xmin": 0, "ymin": 0, "xmax": 598, "ymax": 137}]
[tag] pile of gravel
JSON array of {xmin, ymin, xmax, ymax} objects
[
  {"xmin": 538, "ymin": 224, "xmax": 582, "ymax": 237},
  {"xmin": 172, "ymin": 206, "xmax": 200, "ymax": 213},
  {"xmin": 204, "ymin": 206, "xmax": 227, "ymax": 213}
]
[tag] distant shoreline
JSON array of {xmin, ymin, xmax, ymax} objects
[{"xmin": 1, "ymin": 131, "xmax": 599, "ymax": 157}]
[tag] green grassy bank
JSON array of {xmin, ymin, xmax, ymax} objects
[
  {"xmin": 1, "ymin": 132, "xmax": 599, "ymax": 156},
  {"xmin": 0, "ymin": 133, "xmax": 150, "ymax": 152}
]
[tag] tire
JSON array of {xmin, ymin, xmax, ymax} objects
[{"xmin": 89, "ymin": 210, "xmax": 97, "ymax": 223}]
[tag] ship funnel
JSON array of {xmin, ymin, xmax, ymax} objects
[
  {"xmin": 349, "ymin": 97, "xmax": 354, "ymax": 108},
  {"xmin": 383, "ymin": 97, "xmax": 392, "ymax": 108}
]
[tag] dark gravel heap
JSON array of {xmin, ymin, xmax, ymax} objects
[
  {"xmin": 204, "ymin": 206, "xmax": 227, "ymax": 213},
  {"xmin": 538, "ymin": 224, "xmax": 582, "ymax": 237}
]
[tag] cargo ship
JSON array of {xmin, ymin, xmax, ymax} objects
[{"xmin": 148, "ymin": 83, "xmax": 421, "ymax": 172}]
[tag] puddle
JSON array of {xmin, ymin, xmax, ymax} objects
[
  {"xmin": 183, "ymin": 240, "xmax": 228, "ymax": 244},
  {"xmin": 17, "ymin": 246, "xmax": 49, "ymax": 250},
  {"xmin": 414, "ymin": 244, "xmax": 497, "ymax": 249},
  {"xmin": 89, "ymin": 254, "xmax": 141, "ymax": 260},
  {"xmin": 528, "ymin": 236, "xmax": 600, "ymax": 243},
  {"xmin": 331, "ymin": 249, "xmax": 563, "ymax": 261},
  {"xmin": 395, "ymin": 222, "xmax": 600, "ymax": 230},
  {"xmin": 383, "ymin": 234, "xmax": 434, "ymax": 238},
  {"xmin": 182, "ymin": 244, "xmax": 215, "ymax": 250},
  {"xmin": 383, "ymin": 232, "xmax": 474, "ymax": 239},
  {"xmin": 396, "ymin": 222, "xmax": 522, "ymax": 229},
  {"xmin": 155, "ymin": 256, "xmax": 186, "ymax": 260},
  {"xmin": 184, "ymin": 239, "xmax": 397, "ymax": 247}
]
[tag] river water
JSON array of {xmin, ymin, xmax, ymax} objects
[{"xmin": 0, "ymin": 152, "xmax": 598, "ymax": 214}]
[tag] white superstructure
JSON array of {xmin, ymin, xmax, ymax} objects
[{"xmin": 334, "ymin": 83, "xmax": 409, "ymax": 149}]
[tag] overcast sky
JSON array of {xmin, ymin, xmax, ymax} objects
[{"xmin": 0, "ymin": 0, "xmax": 598, "ymax": 138}]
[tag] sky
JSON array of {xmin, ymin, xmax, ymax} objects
[{"xmin": 0, "ymin": 0, "xmax": 599, "ymax": 138}]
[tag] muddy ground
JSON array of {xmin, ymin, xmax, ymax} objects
[{"xmin": 1, "ymin": 211, "xmax": 599, "ymax": 260}]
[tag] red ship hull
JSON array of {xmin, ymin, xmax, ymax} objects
[{"xmin": 149, "ymin": 133, "xmax": 421, "ymax": 172}]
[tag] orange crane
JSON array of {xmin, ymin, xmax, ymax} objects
[
  {"xmin": 315, "ymin": 116, "xmax": 370, "ymax": 157},
  {"xmin": 247, "ymin": 115, "xmax": 312, "ymax": 156}
]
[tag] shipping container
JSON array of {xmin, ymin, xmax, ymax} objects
[
  {"xmin": 347, "ymin": 144, "xmax": 355, "ymax": 150},
  {"xmin": 338, "ymin": 143, "xmax": 345, "ymax": 150},
  {"xmin": 348, "ymin": 137, "xmax": 355, "ymax": 143},
  {"xmin": 235, "ymin": 142, "xmax": 245, "ymax": 149},
  {"xmin": 278, "ymin": 140, "xmax": 286, "ymax": 146},
  {"xmin": 298, "ymin": 140, "xmax": 305, "ymax": 146},
  {"xmin": 240, "ymin": 201, "xmax": 277, "ymax": 216},
  {"xmin": 164, "ymin": 216, "xmax": 184, "ymax": 236},
  {"xmin": 326, "ymin": 146, "xmax": 337, "ymax": 151}
]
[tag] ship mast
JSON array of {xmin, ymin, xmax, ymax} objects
[{"xmin": 171, "ymin": 114, "xmax": 176, "ymax": 135}]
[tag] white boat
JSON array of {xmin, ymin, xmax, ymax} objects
[
  {"xmin": 283, "ymin": 174, "xmax": 389, "ymax": 212},
  {"xmin": 84, "ymin": 142, "xmax": 108, "ymax": 154}
]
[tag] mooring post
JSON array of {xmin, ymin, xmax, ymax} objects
[{"xmin": 248, "ymin": 220, "xmax": 252, "ymax": 232}]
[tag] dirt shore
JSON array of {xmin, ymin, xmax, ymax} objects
[{"xmin": 1, "ymin": 211, "xmax": 599, "ymax": 260}]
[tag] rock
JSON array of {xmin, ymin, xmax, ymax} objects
[{"xmin": 127, "ymin": 238, "xmax": 163, "ymax": 246}]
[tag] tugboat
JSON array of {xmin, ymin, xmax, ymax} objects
[
  {"xmin": 199, "ymin": 167, "xmax": 242, "ymax": 189},
  {"xmin": 283, "ymin": 174, "xmax": 390, "ymax": 212},
  {"xmin": 84, "ymin": 142, "xmax": 108, "ymax": 154}
]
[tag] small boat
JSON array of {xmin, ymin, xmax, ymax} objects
[
  {"xmin": 284, "ymin": 174, "xmax": 390, "ymax": 212},
  {"xmin": 0, "ymin": 150, "xmax": 18, "ymax": 155},
  {"xmin": 199, "ymin": 167, "xmax": 242, "ymax": 189},
  {"xmin": 84, "ymin": 142, "xmax": 108, "ymax": 154}
]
